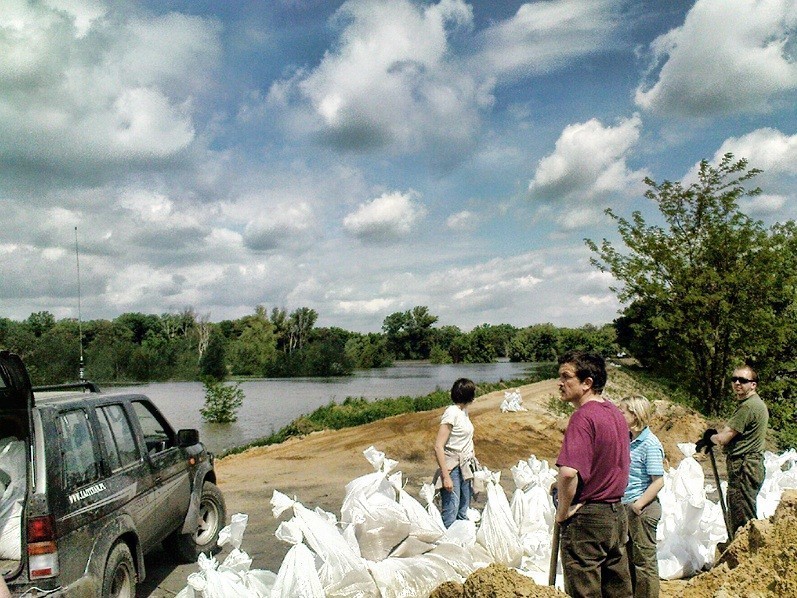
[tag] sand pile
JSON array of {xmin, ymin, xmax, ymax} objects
[
  {"xmin": 661, "ymin": 489, "xmax": 797, "ymax": 597},
  {"xmin": 429, "ymin": 563, "xmax": 567, "ymax": 597}
]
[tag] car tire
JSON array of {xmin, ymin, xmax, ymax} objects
[
  {"xmin": 165, "ymin": 480, "xmax": 227, "ymax": 563},
  {"xmin": 102, "ymin": 542, "xmax": 136, "ymax": 598}
]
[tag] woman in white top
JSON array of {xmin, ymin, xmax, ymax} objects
[{"xmin": 434, "ymin": 378, "xmax": 476, "ymax": 528}]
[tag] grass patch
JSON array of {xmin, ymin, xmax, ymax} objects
[{"xmin": 219, "ymin": 364, "xmax": 558, "ymax": 458}]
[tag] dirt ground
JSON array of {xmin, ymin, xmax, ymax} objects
[{"xmin": 141, "ymin": 375, "xmax": 788, "ymax": 597}]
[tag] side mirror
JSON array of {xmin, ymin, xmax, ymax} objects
[{"xmin": 177, "ymin": 429, "xmax": 199, "ymax": 448}]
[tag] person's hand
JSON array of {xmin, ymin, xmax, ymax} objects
[
  {"xmin": 556, "ymin": 503, "xmax": 582, "ymax": 523},
  {"xmin": 695, "ymin": 428, "xmax": 718, "ymax": 453},
  {"xmin": 630, "ymin": 500, "xmax": 644, "ymax": 515},
  {"xmin": 442, "ymin": 474, "xmax": 453, "ymax": 492}
]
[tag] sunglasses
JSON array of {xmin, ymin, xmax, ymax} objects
[{"xmin": 730, "ymin": 376, "xmax": 756, "ymax": 384}]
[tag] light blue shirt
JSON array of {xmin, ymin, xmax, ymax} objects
[{"xmin": 622, "ymin": 426, "xmax": 665, "ymax": 504}]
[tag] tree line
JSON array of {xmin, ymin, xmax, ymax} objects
[{"xmin": 0, "ymin": 305, "xmax": 616, "ymax": 386}]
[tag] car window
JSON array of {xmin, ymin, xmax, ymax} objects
[
  {"xmin": 132, "ymin": 401, "xmax": 173, "ymax": 455},
  {"xmin": 96, "ymin": 404, "xmax": 140, "ymax": 471},
  {"xmin": 57, "ymin": 410, "xmax": 100, "ymax": 489}
]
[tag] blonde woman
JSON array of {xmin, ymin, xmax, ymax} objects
[{"xmin": 618, "ymin": 395, "xmax": 665, "ymax": 598}]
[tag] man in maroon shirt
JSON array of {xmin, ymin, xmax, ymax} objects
[{"xmin": 555, "ymin": 351, "xmax": 631, "ymax": 597}]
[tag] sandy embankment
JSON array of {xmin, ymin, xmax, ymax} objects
[{"xmin": 213, "ymin": 376, "xmax": 707, "ymax": 577}]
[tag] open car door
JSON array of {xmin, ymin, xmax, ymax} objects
[{"xmin": 0, "ymin": 351, "xmax": 34, "ymax": 411}]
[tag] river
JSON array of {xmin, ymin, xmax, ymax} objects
[{"xmin": 112, "ymin": 361, "xmax": 541, "ymax": 454}]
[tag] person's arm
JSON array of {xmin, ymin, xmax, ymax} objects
[
  {"xmin": 631, "ymin": 475, "xmax": 664, "ymax": 514},
  {"xmin": 556, "ymin": 465, "xmax": 581, "ymax": 523},
  {"xmin": 434, "ymin": 423, "xmax": 454, "ymax": 491},
  {"xmin": 712, "ymin": 426, "xmax": 738, "ymax": 446}
]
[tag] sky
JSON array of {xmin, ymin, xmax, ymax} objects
[{"xmin": 1, "ymin": 0, "xmax": 796, "ymax": 333}]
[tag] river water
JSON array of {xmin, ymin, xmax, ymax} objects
[{"xmin": 112, "ymin": 361, "xmax": 541, "ymax": 454}]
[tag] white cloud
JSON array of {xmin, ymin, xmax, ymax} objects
[
  {"xmin": 0, "ymin": 1, "xmax": 220, "ymax": 175},
  {"xmin": 711, "ymin": 128, "xmax": 797, "ymax": 174},
  {"xmin": 243, "ymin": 202, "xmax": 315, "ymax": 251},
  {"xmin": 473, "ymin": 0, "xmax": 621, "ymax": 79},
  {"xmin": 268, "ymin": 0, "xmax": 483, "ymax": 161},
  {"xmin": 739, "ymin": 193, "xmax": 787, "ymax": 216},
  {"xmin": 529, "ymin": 114, "xmax": 646, "ymax": 203},
  {"xmin": 336, "ymin": 297, "xmax": 397, "ymax": 314},
  {"xmin": 343, "ymin": 191, "xmax": 426, "ymax": 242},
  {"xmin": 446, "ymin": 210, "xmax": 478, "ymax": 231},
  {"xmin": 635, "ymin": 0, "xmax": 797, "ymax": 116}
]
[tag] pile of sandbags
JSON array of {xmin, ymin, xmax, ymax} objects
[
  {"xmin": 757, "ymin": 449, "xmax": 797, "ymax": 518},
  {"xmin": 500, "ymin": 390, "xmax": 527, "ymax": 412},
  {"xmin": 177, "ymin": 445, "xmax": 797, "ymax": 597},
  {"xmin": 656, "ymin": 443, "xmax": 728, "ymax": 579}
]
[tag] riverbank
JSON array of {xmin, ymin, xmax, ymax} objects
[{"xmin": 218, "ymin": 367, "xmax": 557, "ymax": 457}]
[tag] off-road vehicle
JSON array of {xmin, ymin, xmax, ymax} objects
[{"xmin": 0, "ymin": 351, "xmax": 226, "ymax": 596}]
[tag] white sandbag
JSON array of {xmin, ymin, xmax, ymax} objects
[
  {"xmin": 0, "ymin": 438, "xmax": 26, "ymax": 560},
  {"xmin": 347, "ymin": 491, "xmax": 411, "ymax": 561},
  {"xmin": 424, "ymin": 542, "xmax": 479, "ymax": 578},
  {"xmin": 270, "ymin": 490, "xmax": 378, "ymax": 598},
  {"xmin": 388, "ymin": 536, "xmax": 435, "ymax": 558},
  {"xmin": 188, "ymin": 553, "xmax": 252, "ymax": 598},
  {"xmin": 656, "ymin": 443, "xmax": 727, "ymax": 579},
  {"xmin": 419, "ymin": 482, "xmax": 446, "ymax": 530},
  {"xmin": 500, "ymin": 390, "xmax": 527, "ymax": 412},
  {"xmin": 367, "ymin": 552, "xmax": 460, "ymax": 598},
  {"xmin": 757, "ymin": 450, "xmax": 797, "ymax": 518},
  {"xmin": 390, "ymin": 472, "xmax": 445, "ymax": 543},
  {"xmin": 272, "ymin": 520, "xmax": 325, "ymax": 598},
  {"xmin": 475, "ymin": 473, "xmax": 523, "ymax": 567},
  {"xmin": 340, "ymin": 446, "xmax": 397, "ymax": 522},
  {"xmin": 218, "ymin": 513, "xmax": 249, "ymax": 550},
  {"xmin": 442, "ymin": 518, "xmax": 477, "ymax": 548}
]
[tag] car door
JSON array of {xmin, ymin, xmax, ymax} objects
[
  {"xmin": 92, "ymin": 403, "xmax": 156, "ymax": 548},
  {"xmin": 130, "ymin": 400, "xmax": 191, "ymax": 545}
]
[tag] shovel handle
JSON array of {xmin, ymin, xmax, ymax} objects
[
  {"xmin": 548, "ymin": 521, "xmax": 560, "ymax": 586},
  {"xmin": 708, "ymin": 446, "xmax": 734, "ymax": 540}
]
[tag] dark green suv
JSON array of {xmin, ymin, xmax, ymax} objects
[{"xmin": 0, "ymin": 351, "xmax": 226, "ymax": 597}]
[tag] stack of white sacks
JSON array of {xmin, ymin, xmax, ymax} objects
[{"xmin": 177, "ymin": 444, "xmax": 797, "ymax": 598}]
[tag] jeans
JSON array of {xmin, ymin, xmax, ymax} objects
[
  {"xmin": 626, "ymin": 499, "xmax": 661, "ymax": 598},
  {"xmin": 440, "ymin": 465, "xmax": 471, "ymax": 528},
  {"xmin": 560, "ymin": 502, "xmax": 632, "ymax": 598}
]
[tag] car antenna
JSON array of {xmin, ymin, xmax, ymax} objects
[{"xmin": 75, "ymin": 225, "xmax": 85, "ymax": 382}]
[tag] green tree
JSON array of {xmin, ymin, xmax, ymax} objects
[
  {"xmin": 200, "ymin": 378, "xmax": 244, "ymax": 423},
  {"xmin": 382, "ymin": 306, "xmax": 438, "ymax": 359},
  {"xmin": 228, "ymin": 307, "xmax": 277, "ymax": 376},
  {"xmin": 199, "ymin": 330, "xmax": 227, "ymax": 381},
  {"xmin": 508, "ymin": 323, "xmax": 560, "ymax": 362},
  {"xmin": 26, "ymin": 311, "xmax": 56, "ymax": 337},
  {"xmin": 587, "ymin": 154, "xmax": 797, "ymax": 415}
]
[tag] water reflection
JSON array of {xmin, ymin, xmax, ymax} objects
[{"xmin": 112, "ymin": 361, "xmax": 538, "ymax": 453}]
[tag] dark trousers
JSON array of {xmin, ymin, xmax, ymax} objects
[
  {"xmin": 560, "ymin": 502, "xmax": 632, "ymax": 598},
  {"xmin": 726, "ymin": 453, "xmax": 764, "ymax": 536},
  {"xmin": 626, "ymin": 500, "xmax": 661, "ymax": 598}
]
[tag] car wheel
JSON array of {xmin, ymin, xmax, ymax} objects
[
  {"xmin": 165, "ymin": 480, "xmax": 227, "ymax": 562},
  {"xmin": 102, "ymin": 542, "xmax": 136, "ymax": 598}
]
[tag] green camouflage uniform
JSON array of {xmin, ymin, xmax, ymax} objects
[{"xmin": 724, "ymin": 392, "xmax": 768, "ymax": 536}]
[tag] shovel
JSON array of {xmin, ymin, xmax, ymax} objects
[
  {"xmin": 548, "ymin": 521, "xmax": 560, "ymax": 586},
  {"xmin": 707, "ymin": 445, "xmax": 734, "ymax": 540}
]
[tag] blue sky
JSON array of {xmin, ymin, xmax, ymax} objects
[{"xmin": 1, "ymin": 0, "xmax": 796, "ymax": 332}]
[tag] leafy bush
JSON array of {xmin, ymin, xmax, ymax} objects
[{"xmin": 200, "ymin": 378, "xmax": 244, "ymax": 423}]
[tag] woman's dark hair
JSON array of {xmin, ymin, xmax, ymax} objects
[
  {"xmin": 451, "ymin": 378, "xmax": 476, "ymax": 404},
  {"xmin": 558, "ymin": 351, "xmax": 607, "ymax": 393}
]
